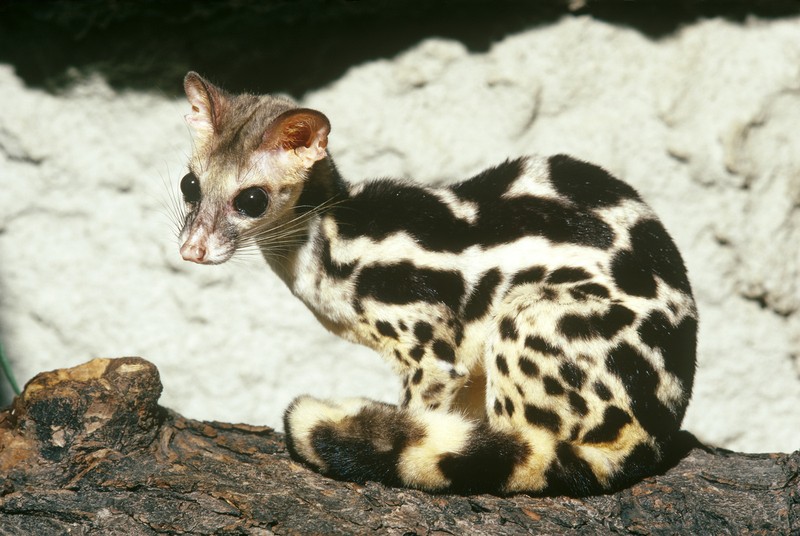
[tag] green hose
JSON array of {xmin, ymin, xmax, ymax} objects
[{"xmin": 0, "ymin": 339, "xmax": 20, "ymax": 395}]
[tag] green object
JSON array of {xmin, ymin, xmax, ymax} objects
[{"xmin": 0, "ymin": 339, "xmax": 20, "ymax": 396}]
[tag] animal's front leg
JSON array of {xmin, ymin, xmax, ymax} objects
[{"xmin": 400, "ymin": 352, "xmax": 468, "ymax": 412}]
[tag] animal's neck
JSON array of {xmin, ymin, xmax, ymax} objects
[
  {"xmin": 260, "ymin": 156, "xmax": 349, "ymax": 286},
  {"xmin": 296, "ymin": 156, "xmax": 349, "ymax": 214}
]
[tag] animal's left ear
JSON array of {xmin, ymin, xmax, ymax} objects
[
  {"xmin": 264, "ymin": 109, "xmax": 331, "ymax": 168},
  {"xmin": 184, "ymin": 71, "xmax": 228, "ymax": 139}
]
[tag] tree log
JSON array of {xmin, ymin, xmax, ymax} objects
[{"xmin": 0, "ymin": 357, "xmax": 797, "ymax": 535}]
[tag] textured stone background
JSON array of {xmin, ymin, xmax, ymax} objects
[{"xmin": 0, "ymin": 2, "xmax": 798, "ymax": 453}]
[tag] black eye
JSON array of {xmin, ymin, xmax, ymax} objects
[
  {"xmin": 234, "ymin": 187, "xmax": 268, "ymax": 217},
  {"xmin": 180, "ymin": 172, "xmax": 201, "ymax": 204}
]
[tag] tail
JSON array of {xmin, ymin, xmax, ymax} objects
[{"xmin": 283, "ymin": 396, "xmax": 662, "ymax": 495}]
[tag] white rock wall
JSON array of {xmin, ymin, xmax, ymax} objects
[{"xmin": 1, "ymin": 15, "xmax": 798, "ymax": 453}]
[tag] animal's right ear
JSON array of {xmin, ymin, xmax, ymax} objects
[
  {"xmin": 263, "ymin": 109, "xmax": 331, "ymax": 169},
  {"xmin": 184, "ymin": 72, "xmax": 227, "ymax": 138}
]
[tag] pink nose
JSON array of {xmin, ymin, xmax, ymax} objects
[{"xmin": 180, "ymin": 243, "xmax": 207, "ymax": 263}]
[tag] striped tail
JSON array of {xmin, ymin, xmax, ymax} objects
[{"xmin": 283, "ymin": 396, "xmax": 662, "ymax": 495}]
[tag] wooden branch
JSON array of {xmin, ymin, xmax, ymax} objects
[{"xmin": 0, "ymin": 357, "xmax": 797, "ymax": 534}]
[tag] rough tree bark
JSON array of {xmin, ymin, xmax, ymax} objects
[{"xmin": 0, "ymin": 357, "xmax": 797, "ymax": 535}]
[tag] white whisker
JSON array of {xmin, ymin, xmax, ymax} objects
[{"xmin": 235, "ymin": 197, "xmax": 343, "ymax": 263}]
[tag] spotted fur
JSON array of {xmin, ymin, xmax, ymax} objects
[{"xmin": 178, "ymin": 72, "xmax": 697, "ymax": 496}]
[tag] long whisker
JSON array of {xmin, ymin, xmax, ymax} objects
[
  {"xmin": 241, "ymin": 197, "xmax": 344, "ymax": 242},
  {"xmin": 231, "ymin": 197, "xmax": 343, "ymax": 268},
  {"xmin": 240, "ymin": 200, "xmax": 331, "ymax": 240},
  {"xmin": 238, "ymin": 198, "xmax": 344, "ymax": 255},
  {"xmin": 157, "ymin": 169, "xmax": 187, "ymax": 240}
]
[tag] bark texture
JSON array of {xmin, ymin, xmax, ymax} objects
[{"xmin": 0, "ymin": 357, "xmax": 798, "ymax": 535}]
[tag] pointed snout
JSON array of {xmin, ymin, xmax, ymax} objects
[
  {"xmin": 178, "ymin": 207, "xmax": 235, "ymax": 265},
  {"xmin": 180, "ymin": 241, "xmax": 208, "ymax": 264}
]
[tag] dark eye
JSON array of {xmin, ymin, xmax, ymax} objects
[
  {"xmin": 234, "ymin": 187, "xmax": 269, "ymax": 217},
  {"xmin": 180, "ymin": 172, "xmax": 201, "ymax": 204}
]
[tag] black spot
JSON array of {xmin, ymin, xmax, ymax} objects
[
  {"xmin": 320, "ymin": 239, "xmax": 356, "ymax": 279},
  {"xmin": 519, "ymin": 356, "xmax": 540, "ymax": 377},
  {"xmin": 639, "ymin": 312, "xmax": 697, "ymax": 391},
  {"xmin": 496, "ymin": 354, "xmax": 509, "ymax": 376},
  {"xmin": 607, "ymin": 441, "xmax": 660, "ymax": 491},
  {"xmin": 376, "ymin": 321, "xmax": 398, "ymax": 339},
  {"xmin": 402, "ymin": 388, "xmax": 412, "ymax": 406},
  {"xmin": 409, "ymin": 346, "xmax": 424, "ymax": 362},
  {"xmin": 393, "ymin": 350, "xmax": 405, "ymax": 363},
  {"xmin": 424, "ymin": 382, "xmax": 445, "ymax": 398},
  {"xmin": 583, "ymin": 406, "xmax": 633, "ymax": 444},
  {"xmin": 543, "ymin": 375, "xmax": 565, "ymax": 396},
  {"xmin": 594, "ymin": 381, "xmax": 613, "ymax": 401},
  {"xmin": 511, "ymin": 266, "xmax": 546, "ymax": 286},
  {"xmin": 547, "ymin": 267, "xmax": 592, "ymax": 284},
  {"xmin": 432, "ymin": 340, "xmax": 455, "ymax": 363},
  {"xmin": 438, "ymin": 422, "xmax": 530, "ymax": 494},
  {"xmin": 453, "ymin": 322, "xmax": 464, "ymax": 347},
  {"xmin": 558, "ymin": 304, "xmax": 636, "ymax": 341},
  {"xmin": 356, "ymin": 262, "xmax": 465, "ymax": 311},
  {"xmin": 600, "ymin": 305, "xmax": 637, "ymax": 336},
  {"xmin": 398, "ymin": 321, "xmax": 408, "ymax": 332},
  {"xmin": 558, "ymin": 314, "xmax": 592, "ymax": 340},
  {"xmin": 413, "ymin": 321, "xmax": 434, "ymax": 344},
  {"xmin": 450, "ymin": 158, "xmax": 525, "ymax": 201},
  {"xmin": 605, "ymin": 343, "xmax": 678, "ymax": 439},
  {"xmin": 611, "ymin": 249, "xmax": 657, "ymax": 298},
  {"xmin": 612, "ymin": 219, "xmax": 693, "ymax": 298},
  {"xmin": 540, "ymin": 287, "xmax": 558, "ymax": 300},
  {"xmin": 633, "ymin": 220, "xmax": 693, "ymax": 295},
  {"xmin": 662, "ymin": 316, "xmax": 698, "ymax": 391},
  {"xmin": 570, "ymin": 283, "xmax": 610, "ymax": 300},
  {"xmin": 524, "ymin": 404, "xmax": 561, "ymax": 432},
  {"xmin": 548, "ymin": 154, "xmax": 639, "ymax": 208},
  {"xmin": 559, "ymin": 362, "xmax": 586, "ymax": 389},
  {"xmin": 411, "ymin": 368, "xmax": 423, "ymax": 385},
  {"xmin": 338, "ymin": 180, "xmax": 471, "ymax": 252},
  {"xmin": 544, "ymin": 441, "xmax": 603, "ymax": 497},
  {"xmin": 524, "ymin": 335, "xmax": 560, "ymax": 356},
  {"xmin": 504, "ymin": 397, "xmax": 516, "ymax": 417},
  {"xmin": 499, "ymin": 317, "xmax": 518, "ymax": 341},
  {"xmin": 463, "ymin": 268, "xmax": 502, "ymax": 321},
  {"xmin": 492, "ymin": 196, "xmax": 616, "ymax": 249},
  {"xmin": 638, "ymin": 310, "xmax": 672, "ymax": 348},
  {"xmin": 493, "ymin": 399, "xmax": 503, "ymax": 415},
  {"xmin": 568, "ymin": 392, "xmax": 588, "ymax": 416}
]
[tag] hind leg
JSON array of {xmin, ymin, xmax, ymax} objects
[
  {"xmin": 283, "ymin": 395, "xmax": 528, "ymax": 493},
  {"xmin": 484, "ymin": 284, "xmax": 664, "ymax": 495}
]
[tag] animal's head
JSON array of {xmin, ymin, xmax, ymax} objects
[{"xmin": 178, "ymin": 72, "xmax": 330, "ymax": 265}]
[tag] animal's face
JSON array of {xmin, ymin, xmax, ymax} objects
[{"xmin": 177, "ymin": 72, "xmax": 330, "ymax": 265}]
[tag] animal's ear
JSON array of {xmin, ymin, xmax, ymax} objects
[
  {"xmin": 184, "ymin": 71, "xmax": 227, "ymax": 137},
  {"xmin": 264, "ymin": 108, "xmax": 331, "ymax": 168}
]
